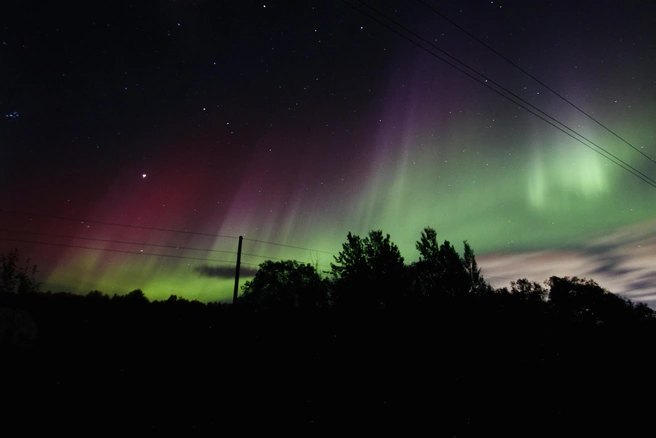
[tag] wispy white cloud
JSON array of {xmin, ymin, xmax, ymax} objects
[{"xmin": 479, "ymin": 221, "xmax": 656, "ymax": 308}]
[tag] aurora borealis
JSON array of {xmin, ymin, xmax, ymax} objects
[{"xmin": 1, "ymin": 1, "xmax": 655, "ymax": 305}]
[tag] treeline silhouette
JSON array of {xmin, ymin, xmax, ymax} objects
[
  {"xmin": 1, "ymin": 228, "xmax": 655, "ymax": 435},
  {"xmin": 239, "ymin": 228, "xmax": 653, "ymax": 322}
]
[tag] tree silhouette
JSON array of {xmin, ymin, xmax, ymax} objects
[
  {"xmin": 330, "ymin": 230, "xmax": 406, "ymax": 309},
  {"xmin": 412, "ymin": 227, "xmax": 475, "ymax": 300},
  {"xmin": 112, "ymin": 289, "xmax": 150, "ymax": 307},
  {"xmin": 240, "ymin": 260, "xmax": 329, "ymax": 310},
  {"xmin": 416, "ymin": 227, "xmax": 441, "ymax": 264},
  {"xmin": 0, "ymin": 249, "xmax": 40, "ymax": 294},
  {"xmin": 125, "ymin": 289, "xmax": 149, "ymax": 304},
  {"xmin": 510, "ymin": 278, "xmax": 547, "ymax": 303},
  {"xmin": 463, "ymin": 241, "xmax": 488, "ymax": 294},
  {"xmin": 546, "ymin": 276, "xmax": 634, "ymax": 325},
  {"xmin": 631, "ymin": 301, "xmax": 655, "ymax": 322},
  {"xmin": 86, "ymin": 290, "xmax": 110, "ymax": 302}
]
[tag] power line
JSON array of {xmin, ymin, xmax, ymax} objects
[
  {"xmin": 413, "ymin": 0, "xmax": 656, "ymax": 166},
  {"xmin": 241, "ymin": 252, "xmax": 290, "ymax": 261},
  {"xmin": 344, "ymin": 0, "xmax": 656, "ymax": 189},
  {"xmin": 348, "ymin": 0, "xmax": 656, "ymax": 186},
  {"xmin": 0, "ymin": 228, "xmax": 237, "ymax": 255},
  {"xmin": 0, "ymin": 229, "xmax": 331, "ymax": 269},
  {"xmin": 0, "ymin": 237, "xmax": 239, "ymax": 264},
  {"xmin": 0, "ymin": 209, "xmax": 238, "ymax": 240},
  {"xmin": 240, "ymin": 251, "xmax": 333, "ymax": 269},
  {"xmin": 0, "ymin": 209, "xmax": 340, "ymax": 256},
  {"xmin": 242, "ymin": 237, "xmax": 337, "ymax": 255}
]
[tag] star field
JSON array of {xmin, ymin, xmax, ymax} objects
[{"xmin": 1, "ymin": 0, "xmax": 655, "ymax": 304}]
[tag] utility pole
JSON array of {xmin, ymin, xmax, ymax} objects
[{"xmin": 233, "ymin": 235, "xmax": 243, "ymax": 304}]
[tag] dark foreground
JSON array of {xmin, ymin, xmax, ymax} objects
[{"xmin": 2, "ymin": 294, "xmax": 655, "ymax": 436}]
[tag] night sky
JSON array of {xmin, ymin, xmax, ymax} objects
[{"xmin": 2, "ymin": 0, "xmax": 655, "ymax": 305}]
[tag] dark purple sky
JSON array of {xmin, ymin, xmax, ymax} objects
[{"xmin": 2, "ymin": 0, "xmax": 655, "ymax": 304}]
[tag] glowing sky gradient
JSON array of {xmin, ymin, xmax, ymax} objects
[{"xmin": 1, "ymin": 1, "xmax": 655, "ymax": 305}]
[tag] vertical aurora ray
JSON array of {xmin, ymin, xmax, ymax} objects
[
  {"xmin": 36, "ymin": 55, "xmax": 656, "ymax": 303},
  {"xmin": 2, "ymin": 0, "xmax": 653, "ymax": 305},
  {"xmin": 42, "ymin": 144, "xmax": 242, "ymax": 301}
]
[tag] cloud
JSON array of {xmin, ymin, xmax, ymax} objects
[
  {"xmin": 194, "ymin": 264, "xmax": 259, "ymax": 279},
  {"xmin": 478, "ymin": 220, "xmax": 656, "ymax": 308}
]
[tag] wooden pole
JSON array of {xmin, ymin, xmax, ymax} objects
[{"xmin": 233, "ymin": 235, "xmax": 243, "ymax": 304}]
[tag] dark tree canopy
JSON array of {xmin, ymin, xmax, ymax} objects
[
  {"xmin": 240, "ymin": 260, "xmax": 328, "ymax": 310},
  {"xmin": 510, "ymin": 278, "xmax": 547, "ymax": 302},
  {"xmin": 462, "ymin": 240, "xmax": 487, "ymax": 294},
  {"xmin": 416, "ymin": 227, "xmax": 440, "ymax": 264},
  {"xmin": 330, "ymin": 230, "xmax": 406, "ymax": 309},
  {"xmin": 412, "ymin": 227, "xmax": 487, "ymax": 299},
  {"xmin": 546, "ymin": 276, "xmax": 638, "ymax": 324},
  {"xmin": 0, "ymin": 249, "xmax": 40, "ymax": 295}
]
